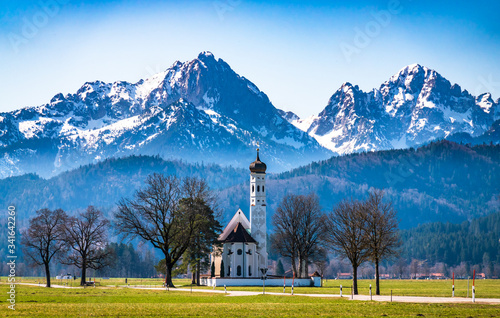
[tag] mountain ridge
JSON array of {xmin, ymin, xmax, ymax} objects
[
  {"xmin": 0, "ymin": 52, "xmax": 331, "ymax": 178},
  {"xmin": 289, "ymin": 64, "xmax": 500, "ymax": 154},
  {"xmin": 1, "ymin": 54, "xmax": 499, "ymax": 179}
]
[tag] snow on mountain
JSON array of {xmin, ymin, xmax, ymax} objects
[
  {"xmin": 288, "ymin": 64, "xmax": 500, "ymax": 154},
  {"xmin": 0, "ymin": 52, "xmax": 331, "ymax": 178}
]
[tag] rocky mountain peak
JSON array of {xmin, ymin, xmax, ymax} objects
[
  {"xmin": 289, "ymin": 64, "xmax": 500, "ymax": 154},
  {"xmin": 0, "ymin": 52, "xmax": 331, "ymax": 178}
]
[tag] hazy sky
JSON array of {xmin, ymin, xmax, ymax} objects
[{"xmin": 1, "ymin": 0, "xmax": 499, "ymax": 118}]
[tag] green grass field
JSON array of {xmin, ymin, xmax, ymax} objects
[
  {"xmin": 10, "ymin": 277, "xmax": 499, "ymax": 298},
  {"xmin": 1, "ymin": 284, "xmax": 499, "ymax": 317},
  {"xmin": 0, "ymin": 278, "xmax": 499, "ymax": 317}
]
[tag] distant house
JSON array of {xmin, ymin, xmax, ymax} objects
[
  {"xmin": 415, "ymin": 274, "xmax": 429, "ymax": 280},
  {"xmin": 430, "ymin": 273, "xmax": 446, "ymax": 280},
  {"xmin": 377, "ymin": 274, "xmax": 391, "ymax": 280},
  {"xmin": 476, "ymin": 272, "xmax": 486, "ymax": 279},
  {"xmin": 336, "ymin": 273, "xmax": 352, "ymax": 280}
]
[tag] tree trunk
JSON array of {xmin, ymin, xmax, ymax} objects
[
  {"xmin": 352, "ymin": 265, "xmax": 358, "ymax": 295},
  {"xmin": 298, "ymin": 255, "xmax": 303, "ymax": 279},
  {"xmin": 166, "ymin": 263, "xmax": 174, "ymax": 287},
  {"xmin": 375, "ymin": 258, "xmax": 380, "ymax": 295},
  {"xmin": 80, "ymin": 264, "xmax": 86, "ymax": 286},
  {"xmin": 44, "ymin": 262, "xmax": 51, "ymax": 288},
  {"xmin": 291, "ymin": 257, "xmax": 297, "ymax": 278},
  {"xmin": 303, "ymin": 258, "xmax": 308, "ymax": 278},
  {"xmin": 196, "ymin": 260, "xmax": 201, "ymax": 286}
]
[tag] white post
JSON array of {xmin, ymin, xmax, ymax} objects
[
  {"xmin": 224, "ymin": 285, "xmax": 227, "ymax": 294},
  {"xmin": 452, "ymin": 284, "xmax": 455, "ymax": 297},
  {"xmin": 291, "ymin": 283, "xmax": 294, "ymax": 295},
  {"xmin": 340, "ymin": 284, "xmax": 342, "ymax": 297},
  {"xmin": 370, "ymin": 284, "xmax": 372, "ymax": 301},
  {"xmin": 472, "ymin": 286, "xmax": 475, "ymax": 303}
]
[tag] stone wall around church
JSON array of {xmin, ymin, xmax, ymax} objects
[{"xmin": 201, "ymin": 277, "xmax": 321, "ymax": 287}]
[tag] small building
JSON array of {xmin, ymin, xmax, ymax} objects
[
  {"xmin": 476, "ymin": 272, "xmax": 486, "ymax": 279},
  {"xmin": 430, "ymin": 273, "xmax": 446, "ymax": 280},
  {"xmin": 336, "ymin": 273, "xmax": 353, "ymax": 280}
]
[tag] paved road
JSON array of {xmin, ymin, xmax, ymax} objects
[{"xmin": 11, "ymin": 283, "xmax": 500, "ymax": 305}]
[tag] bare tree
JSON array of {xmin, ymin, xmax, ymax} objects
[
  {"xmin": 115, "ymin": 173, "xmax": 219, "ymax": 287},
  {"xmin": 61, "ymin": 206, "xmax": 111, "ymax": 286},
  {"xmin": 326, "ymin": 199, "xmax": 369, "ymax": 295},
  {"xmin": 363, "ymin": 189, "xmax": 401, "ymax": 295},
  {"xmin": 394, "ymin": 258, "xmax": 407, "ymax": 279},
  {"xmin": 311, "ymin": 247, "xmax": 329, "ymax": 283},
  {"xmin": 21, "ymin": 209, "xmax": 67, "ymax": 287},
  {"xmin": 271, "ymin": 193, "xmax": 326, "ymax": 278}
]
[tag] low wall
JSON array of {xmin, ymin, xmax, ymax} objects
[{"xmin": 201, "ymin": 277, "xmax": 321, "ymax": 287}]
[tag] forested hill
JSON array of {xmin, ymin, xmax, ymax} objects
[
  {"xmin": 0, "ymin": 155, "xmax": 247, "ymax": 224},
  {"xmin": 400, "ymin": 211, "xmax": 500, "ymax": 266},
  {"xmin": 263, "ymin": 140, "xmax": 499, "ymax": 229},
  {"xmin": 279, "ymin": 140, "xmax": 499, "ymax": 191},
  {"xmin": 1, "ymin": 140, "xmax": 498, "ymax": 231}
]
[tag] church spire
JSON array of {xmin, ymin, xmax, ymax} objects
[{"xmin": 249, "ymin": 146, "xmax": 267, "ymax": 174}]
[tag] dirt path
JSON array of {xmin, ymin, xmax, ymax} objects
[{"xmin": 9, "ymin": 283, "xmax": 500, "ymax": 305}]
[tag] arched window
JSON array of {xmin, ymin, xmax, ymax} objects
[
  {"xmin": 252, "ymin": 185, "xmax": 254, "ymax": 193},
  {"xmin": 262, "ymin": 186, "xmax": 265, "ymax": 192},
  {"xmin": 237, "ymin": 265, "xmax": 242, "ymax": 277},
  {"xmin": 248, "ymin": 266, "xmax": 252, "ymax": 277},
  {"xmin": 257, "ymin": 185, "xmax": 260, "ymax": 192},
  {"xmin": 237, "ymin": 249, "xmax": 242, "ymax": 255}
]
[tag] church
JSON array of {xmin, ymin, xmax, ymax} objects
[
  {"xmin": 209, "ymin": 148, "xmax": 268, "ymax": 280},
  {"xmin": 202, "ymin": 149, "xmax": 321, "ymax": 287}
]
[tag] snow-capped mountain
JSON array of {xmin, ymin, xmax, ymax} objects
[
  {"xmin": 290, "ymin": 64, "xmax": 500, "ymax": 154},
  {"xmin": 0, "ymin": 52, "xmax": 331, "ymax": 178}
]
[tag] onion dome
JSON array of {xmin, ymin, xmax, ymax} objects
[{"xmin": 249, "ymin": 149, "xmax": 267, "ymax": 174}]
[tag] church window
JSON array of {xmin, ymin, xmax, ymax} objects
[
  {"xmin": 237, "ymin": 266, "xmax": 242, "ymax": 277},
  {"xmin": 263, "ymin": 186, "xmax": 265, "ymax": 192},
  {"xmin": 228, "ymin": 266, "xmax": 231, "ymax": 276},
  {"xmin": 257, "ymin": 185, "xmax": 260, "ymax": 192},
  {"xmin": 248, "ymin": 266, "xmax": 252, "ymax": 277},
  {"xmin": 237, "ymin": 249, "xmax": 242, "ymax": 255},
  {"xmin": 252, "ymin": 185, "xmax": 254, "ymax": 193},
  {"xmin": 247, "ymin": 249, "xmax": 252, "ymax": 255}
]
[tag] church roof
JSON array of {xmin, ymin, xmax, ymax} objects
[
  {"xmin": 219, "ymin": 209, "xmax": 250, "ymax": 241},
  {"xmin": 223, "ymin": 222, "xmax": 256, "ymax": 243},
  {"xmin": 249, "ymin": 149, "xmax": 266, "ymax": 174}
]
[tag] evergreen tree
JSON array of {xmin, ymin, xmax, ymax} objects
[{"xmin": 276, "ymin": 259, "xmax": 285, "ymax": 276}]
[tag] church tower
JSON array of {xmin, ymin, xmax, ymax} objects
[{"xmin": 249, "ymin": 148, "xmax": 268, "ymax": 270}]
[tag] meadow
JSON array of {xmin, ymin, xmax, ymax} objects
[
  {"xmin": 0, "ymin": 278, "xmax": 498, "ymax": 317},
  {"xmin": 10, "ymin": 277, "xmax": 500, "ymax": 298}
]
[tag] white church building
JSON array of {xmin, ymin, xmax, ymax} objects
[{"xmin": 202, "ymin": 150, "xmax": 321, "ymax": 287}]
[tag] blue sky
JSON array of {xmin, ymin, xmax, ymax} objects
[{"xmin": 1, "ymin": 0, "xmax": 499, "ymax": 118}]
